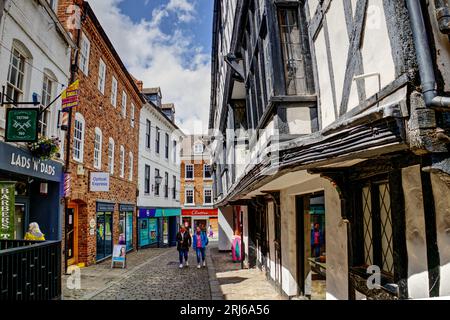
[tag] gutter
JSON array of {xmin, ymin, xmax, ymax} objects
[{"xmin": 406, "ymin": 0, "xmax": 450, "ymax": 108}]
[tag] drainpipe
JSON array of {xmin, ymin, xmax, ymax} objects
[
  {"xmin": 435, "ymin": 0, "xmax": 450, "ymax": 34},
  {"xmin": 406, "ymin": 0, "xmax": 450, "ymax": 108}
]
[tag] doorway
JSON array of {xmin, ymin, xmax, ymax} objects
[
  {"xmin": 96, "ymin": 211, "xmax": 113, "ymax": 261},
  {"xmin": 296, "ymin": 192, "xmax": 326, "ymax": 300},
  {"xmin": 14, "ymin": 198, "xmax": 29, "ymax": 240},
  {"xmin": 66, "ymin": 203, "xmax": 79, "ymax": 266}
]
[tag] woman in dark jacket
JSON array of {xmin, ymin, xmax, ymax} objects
[{"xmin": 176, "ymin": 226, "xmax": 192, "ymax": 268}]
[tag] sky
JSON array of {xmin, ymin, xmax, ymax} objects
[{"xmin": 89, "ymin": 0, "xmax": 214, "ymax": 134}]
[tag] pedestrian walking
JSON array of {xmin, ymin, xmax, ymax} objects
[
  {"xmin": 208, "ymin": 224, "xmax": 214, "ymax": 238},
  {"xmin": 176, "ymin": 226, "xmax": 191, "ymax": 268},
  {"xmin": 193, "ymin": 226, "xmax": 209, "ymax": 269}
]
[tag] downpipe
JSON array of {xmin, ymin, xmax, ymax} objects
[{"xmin": 406, "ymin": 0, "xmax": 450, "ymax": 108}]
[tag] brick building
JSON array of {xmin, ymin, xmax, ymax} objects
[
  {"xmin": 57, "ymin": 0, "xmax": 145, "ymax": 267},
  {"xmin": 180, "ymin": 135, "xmax": 217, "ymax": 237}
]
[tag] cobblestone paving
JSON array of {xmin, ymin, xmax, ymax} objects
[
  {"xmin": 91, "ymin": 247, "xmax": 211, "ymax": 300},
  {"xmin": 63, "ymin": 247, "xmax": 173, "ymax": 300}
]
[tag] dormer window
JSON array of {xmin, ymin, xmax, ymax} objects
[{"xmin": 194, "ymin": 143, "xmax": 204, "ymax": 154}]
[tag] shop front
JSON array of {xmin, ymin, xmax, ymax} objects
[
  {"xmin": 182, "ymin": 208, "xmax": 218, "ymax": 238},
  {"xmin": 0, "ymin": 141, "xmax": 63, "ymax": 241},
  {"xmin": 155, "ymin": 208, "xmax": 181, "ymax": 247},
  {"xmin": 96, "ymin": 202, "xmax": 114, "ymax": 261},
  {"xmin": 138, "ymin": 208, "xmax": 158, "ymax": 248},
  {"xmin": 119, "ymin": 203, "xmax": 134, "ymax": 252},
  {"xmin": 138, "ymin": 207, "xmax": 181, "ymax": 248}
]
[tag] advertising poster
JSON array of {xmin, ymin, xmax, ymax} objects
[
  {"xmin": 149, "ymin": 218, "xmax": 158, "ymax": 244},
  {"xmin": 126, "ymin": 213, "xmax": 133, "ymax": 251}
]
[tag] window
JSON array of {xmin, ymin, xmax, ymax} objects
[
  {"xmin": 39, "ymin": 74, "xmax": 53, "ymax": 136},
  {"xmin": 129, "ymin": 152, "xmax": 133, "ymax": 181},
  {"xmin": 204, "ymin": 189, "xmax": 212, "ymax": 205},
  {"xmin": 121, "ymin": 91, "xmax": 127, "ymax": 118},
  {"xmin": 144, "ymin": 165, "xmax": 150, "ymax": 194},
  {"xmin": 111, "ymin": 77, "xmax": 118, "ymax": 107},
  {"xmin": 165, "ymin": 133, "xmax": 169, "ymax": 159},
  {"xmin": 194, "ymin": 143, "xmax": 204, "ymax": 154},
  {"xmin": 360, "ymin": 182, "xmax": 394, "ymax": 275},
  {"xmin": 185, "ymin": 188, "xmax": 194, "ymax": 205},
  {"xmin": 155, "ymin": 127, "xmax": 160, "ymax": 154},
  {"xmin": 94, "ymin": 128, "xmax": 102, "ymax": 169},
  {"xmin": 108, "ymin": 138, "xmax": 115, "ymax": 174},
  {"xmin": 173, "ymin": 140, "xmax": 177, "ymax": 163},
  {"xmin": 204, "ymin": 164, "xmax": 212, "ymax": 179},
  {"xmin": 119, "ymin": 146, "xmax": 125, "ymax": 178},
  {"xmin": 185, "ymin": 164, "xmax": 194, "ymax": 180},
  {"xmin": 73, "ymin": 113, "xmax": 85, "ymax": 162},
  {"xmin": 164, "ymin": 172, "xmax": 169, "ymax": 198},
  {"xmin": 172, "ymin": 175, "xmax": 177, "ymax": 199},
  {"xmin": 131, "ymin": 103, "xmax": 135, "ymax": 127},
  {"xmin": 79, "ymin": 33, "xmax": 90, "ymax": 76},
  {"xmin": 98, "ymin": 59, "xmax": 106, "ymax": 94},
  {"xmin": 278, "ymin": 7, "xmax": 308, "ymax": 95},
  {"xmin": 146, "ymin": 120, "xmax": 151, "ymax": 149},
  {"xmin": 155, "ymin": 169, "xmax": 160, "ymax": 196},
  {"xmin": 6, "ymin": 47, "xmax": 26, "ymax": 104}
]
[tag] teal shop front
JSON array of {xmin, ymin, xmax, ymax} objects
[{"xmin": 155, "ymin": 208, "xmax": 181, "ymax": 247}]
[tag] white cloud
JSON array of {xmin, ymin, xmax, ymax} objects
[{"xmin": 88, "ymin": 0, "xmax": 210, "ymax": 134}]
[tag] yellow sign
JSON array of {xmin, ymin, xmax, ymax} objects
[{"xmin": 61, "ymin": 80, "xmax": 79, "ymax": 110}]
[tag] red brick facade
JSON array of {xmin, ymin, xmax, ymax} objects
[{"xmin": 58, "ymin": 1, "xmax": 144, "ymax": 266}]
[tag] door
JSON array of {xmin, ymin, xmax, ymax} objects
[
  {"xmin": 66, "ymin": 204, "xmax": 78, "ymax": 266},
  {"xmin": 14, "ymin": 197, "xmax": 29, "ymax": 240},
  {"xmin": 96, "ymin": 211, "xmax": 113, "ymax": 261}
]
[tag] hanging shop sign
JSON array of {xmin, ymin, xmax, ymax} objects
[
  {"xmin": 61, "ymin": 80, "xmax": 79, "ymax": 111},
  {"xmin": 90, "ymin": 172, "xmax": 110, "ymax": 192},
  {"xmin": 5, "ymin": 108, "xmax": 39, "ymax": 142},
  {"xmin": 0, "ymin": 141, "xmax": 63, "ymax": 182},
  {"xmin": 0, "ymin": 182, "xmax": 15, "ymax": 240}
]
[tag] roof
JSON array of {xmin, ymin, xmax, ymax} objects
[
  {"xmin": 162, "ymin": 103, "xmax": 175, "ymax": 110},
  {"xmin": 142, "ymin": 87, "xmax": 161, "ymax": 95}
]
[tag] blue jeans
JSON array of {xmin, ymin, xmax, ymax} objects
[
  {"xmin": 179, "ymin": 249, "xmax": 188, "ymax": 264},
  {"xmin": 196, "ymin": 247, "xmax": 206, "ymax": 264}
]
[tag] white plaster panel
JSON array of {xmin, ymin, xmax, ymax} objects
[
  {"xmin": 315, "ymin": 29, "xmax": 336, "ymax": 127},
  {"xmin": 361, "ymin": 0, "xmax": 396, "ymax": 99},
  {"xmin": 287, "ymin": 107, "xmax": 312, "ymax": 134},
  {"xmin": 430, "ymin": 173, "xmax": 450, "ymax": 296},
  {"xmin": 218, "ymin": 206, "xmax": 234, "ymax": 251},
  {"xmin": 402, "ymin": 165, "xmax": 430, "ymax": 299}
]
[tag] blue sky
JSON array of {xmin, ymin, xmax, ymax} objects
[{"xmin": 90, "ymin": 0, "xmax": 214, "ymax": 134}]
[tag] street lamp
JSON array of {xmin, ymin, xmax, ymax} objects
[{"xmin": 155, "ymin": 173, "xmax": 163, "ymax": 186}]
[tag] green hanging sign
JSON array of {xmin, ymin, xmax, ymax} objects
[
  {"xmin": 5, "ymin": 108, "xmax": 39, "ymax": 142},
  {"xmin": 0, "ymin": 182, "xmax": 15, "ymax": 240}
]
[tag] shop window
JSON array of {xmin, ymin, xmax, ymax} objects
[
  {"xmin": 108, "ymin": 137, "xmax": 115, "ymax": 174},
  {"xmin": 111, "ymin": 76, "xmax": 118, "ymax": 107},
  {"xmin": 94, "ymin": 127, "xmax": 102, "ymax": 169},
  {"xmin": 73, "ymin": 113, "xmax": 85, "ymax": 162},
  {"xmin": 359, "ymin": 182, "xmax": 394, "ymax": 275},
  {"xmin": 79, "ymin": 33, "xmax": 90, "ymax": 76},
  {"xmin": 185, "ymin": 164, "xmax": 194, "ymax": 180},
  {"xmin": 98, "ymin": 58, "xmax": 106, "ymax": 94}
]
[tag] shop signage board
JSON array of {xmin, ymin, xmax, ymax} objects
[
  {"xmin": 111, "ymin": 244, "xmax": 126, "ymax": 269},
  {"xmin": 182, "ymin": 208, "xmax": 218, "ymax": 216},
  {"xmin": 5, "ymin": 108, "xmax": 39, "ymax": 142},
  {"xmin": 90, "ymin": 172, "xmax": 110, "ymax": 192},
  {"xmin": 0, "ymin": 141, "xmax": 63, "ymax": 182},
  {"xmin": 0, "ymin": 182, "xmax": 15, "ymax": 240},
  {"xmin": 61, "ymin": 80, "xmax": 79, "ymax": 111}
]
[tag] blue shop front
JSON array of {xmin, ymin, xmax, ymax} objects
[
  {"xmin": 0, "ymin": 141, "xmax": 63, "ymax": 241},
  {"xmin": 137, "ymin": 207, "xmax": 181, "ymax": 248}
]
